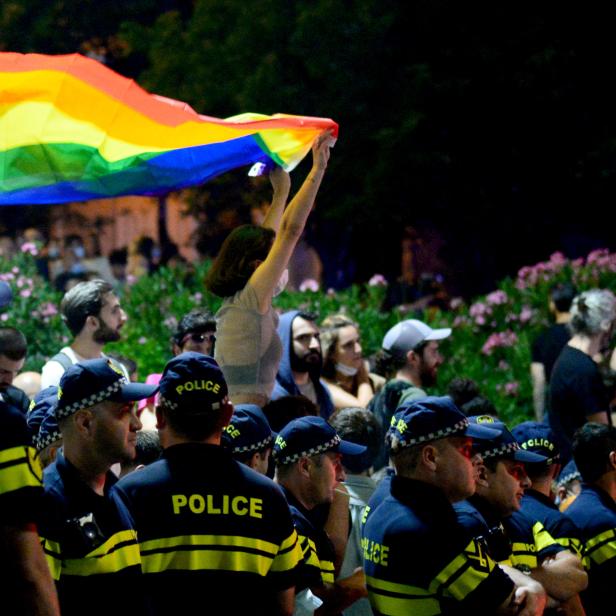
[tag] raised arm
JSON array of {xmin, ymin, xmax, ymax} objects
[
  {"xmin": 249, "ymin": 132, "xmax": 332, "ymax": 312},
  {"xmin": 262, "ymin": 167, "xmax": 291, "ymax": 232}
]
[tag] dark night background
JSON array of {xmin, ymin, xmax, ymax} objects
[{"xmin": 1, "ymin": 1, "xmax": 614, "ymax": 297}]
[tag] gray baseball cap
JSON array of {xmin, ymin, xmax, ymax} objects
[{"xmin": 382, "ymin": 319, "xmax": 451, "ymax": 356}]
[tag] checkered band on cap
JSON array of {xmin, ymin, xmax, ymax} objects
[
  {"xmin": 35, "ymin": 430, "xmax": 62, "ymax": 452},
  {"xmin": 389, "ymin": 418, "xmax": 468, "ymax": 453},
  {"xmin": 274, "ymin": 434, "xmax": 341, "ymax": 465},
  {"xmin": 558, "ymin": 470, "xmax": 582, "ymax": 486},
  {"xmin": 159, "ymin": 395, "xmax": 221, "ymax": 412},
  {"xmin": 55, "ymin": 379, "xmax": 125, "ymax": 419},
  {"xmin": 479, "ymin": 441, "xmax": 520, "ymax": 460},
  {"xmin": 232, "ymin": 434, "xmax": 273, "ymax": 454}
]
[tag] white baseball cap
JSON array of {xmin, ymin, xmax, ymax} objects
[{"xmin": 382, "ymin": 319, "xmax": 451, "ymax": 356}]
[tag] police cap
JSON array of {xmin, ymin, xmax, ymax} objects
[
  {"xmin": 221, "ymin": 404, "xmax": 274, "ymax": 454},
  {"xmin": 56, "ymin": 358, "xmax": 158, "ymax": 419},
  {"xmin": 511, "ymin": 421, "xmax": 560, "ymax": 465},
  {"xmin": 273, "ymin": 416, "xmax": 366, "ymax": 465},
  {"xmin": 469, "ymin": 415, "xmax": 547, "ymax": 464},
  {"xmin": 158, "ymin": 352, "xmax": 228, "ymax": 413}
]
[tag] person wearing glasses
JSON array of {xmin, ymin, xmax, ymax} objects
[
  {"xmin": 455, "ymin": 416, "xmax": 587, "ymax": 613},
  {"xmin": 171, "ymin": 309, "xmax": 217, "ymax": 357}
]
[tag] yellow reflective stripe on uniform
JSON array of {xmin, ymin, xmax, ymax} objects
[
  {"xmin": 40, "ymin": 536, "xmax": 62, "ymax": 581},
  {"xmin": 320, "ymin": 559, "xmax": 335, "ymax": 584},
  {"xmin": 139, "ymin": 534, "xmax": 282, "ymax": 576},
  {"xmin": 584, "ymin": 528, "xmax": 616, "ymax": 566},
  {"xmin": 430, "ymin": 539, "xmax": 494, "ymax": 601},
  {"xmin": 366, "ymin": 575, "xmax": 439, "ymax": 616},
  {"xmin": 298, "ymin": 534, "xmax": 321, "ymax": 570},
  {"xmin": 269, "ymin": 529, "xmax": 302, "ymax": 574},
  {"xmin": 62, "ymin": 529, "xmax": 140, "ymax": 576},
  {"xmin": 532, "ymin": 521, "xmax": 559, "ymax": 553},
  {"xmin": 555, "ymin": 536, "xmax": 583, "ymax": 557},
  {"xmin": 0, "ymin": 446, "xmax": 42, "ymax": 495},
  {"xmin": 508, "ymin": 542, "xmax": 538, "ymax": 569}
]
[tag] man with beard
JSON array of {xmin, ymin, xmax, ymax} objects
[
  {"xmin": 272, "ymin": 310, "xmax": 334, "ymax": 419},
  {"xmin": 41, "ymin": 279, "xmax": 129, "ymax": 387},
  {"xmin": 369, "ymin": 318, "xmax": 450, "ymax": 469}
]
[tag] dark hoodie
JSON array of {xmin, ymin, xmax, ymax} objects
[{"xmin": 272, "ymin": 310, "xmax": 334, "ymax": 419}]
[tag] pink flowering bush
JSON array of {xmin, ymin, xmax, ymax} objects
[{"xmin": 1, "ymin": 246, "xmax": 614, "ymax": 425}]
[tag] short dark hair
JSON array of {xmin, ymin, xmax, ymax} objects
[
  {"xmin": 329, "ymin": 407, "xmax": 380, "ymax": 473},
  {"xmin": 460, "ymin": 396, "xmax": 497, "ymax": 418},
  {"xmin": 158, "ymin": 404, "xmax": 226, "ymax": 442},
  {"xmin": 135, "ymin": 430, "xmax": 162, "ymax": 466},
  {"xmin": 204, "ymin": 225, "xmax": 275, "ymax": 297},
  {"xmin": 262, "ymin": 395, "xmax": 318, "ymax": 433},
  {"xmin": 447, "ymin": 378, "xmax": 480, "ymax": 409},
  {"xmin": 573, "ymin": 422, "xmax": 616, "ymax": 483},
  {"xmin": 374, "ymin": 340, "xmax": 429, "ymax": 378},
  {"xmin": 60, "ymin": 279, "xmax": 114, "ymax": 336},
  {"xmin": 172, "ymin": 309, "xmax": 216, "ymax": 346},
  {"xmin": 0, "ymin": 327, "xmax": 27, "ymax": 360},
  {"xmin": 233, "ymin": 445, "xmax": 272, "ymax": 465},
  {"xmin": 109, "ymin": 248, "xmax": 128, "ymax": 266},
  {"xmin": 551, "ymin": 282, "xmax": 577, "ymax": 313}
]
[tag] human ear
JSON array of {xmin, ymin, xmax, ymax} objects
[
  {"xmin": 298, "ymin": 457, "xmax": 312, "ymax": 478},
  {"xmin": 421, "ymin": 444, "xmax": 438, "ymax": 472},
  {"xmin": 475, "ymin": 462, "xmax": 490, "ymax": 488},
  {"xmin": 74, "ymin": 410, "xmax": 94, "ymax": 437}
]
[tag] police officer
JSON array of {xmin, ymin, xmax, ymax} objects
[
  {"xmin": 512, "ymin": 421, "xmax": 583, "ymax": 556},
  {"xmin": 274, "ymin": 415, "xmax": 369, "ymax": 614},
  {"xmin": 111, "ymin": 352, "xmax": 302, "ymax": 616},
  {"xmin": 566, "ymin": 423, "xmax": 616, "ymax": 615},
  {"xmin": 27, "ymin": 385, "xmax": 62, "ymax": 469},
  {"xmin": 0, "ymin": 397, "xmax": 60, "ymax": 615},
  {"xmin": 38, "ymin": 358, "xmax": 156, "ymax": 616},
  {"xmin": 362, "ymin": 397, "xmax": 545, "ymax": 615},
  {"xmin": 221, "ymin": 403, "xmax": 275, "ymax": 475},
  {"xmin": 456, "ymin": 416, "xmax": 586, "ymax": 610}
]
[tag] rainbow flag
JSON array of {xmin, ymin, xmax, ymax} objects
[{"xmin": 0, "ymin": 52, "xmax": 338, "ymax": 205}]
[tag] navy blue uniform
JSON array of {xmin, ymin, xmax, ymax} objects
[
  {"xmin": 112, "ymin": 443, "xmax": 302, "ymax": 616},
  {"xmin": 565, "ymin": 484, "xmax": 616, "ymax": 615},
  {"xmin": 520, "ymin": 489, "xmax": 582, "ymax": 556},
  {"xmin": 38, "ymin": 451, "xmax": 144, "ymax": 616},
  {"xmin": 455, "ymin": 496, "xmax": 564, "ymax": 572},
  {"xmin": 362, "ymin": 477, "xmax": 514, "ymax": 615},
  {"xmin": 281, "ymin": 486, "xmax": 336, "ymax": 591},
  {"xmin": 0, "ymin": 400, "xmax": 43, "ymax": 524}
]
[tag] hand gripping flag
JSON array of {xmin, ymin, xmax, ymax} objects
[{"xmin": 0, "ymin": 52, "xmax": 338, "ymax": 205}]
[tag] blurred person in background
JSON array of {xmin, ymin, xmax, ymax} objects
[
  {"xmin": 531, "ymin": 282, "xmax": 576, "ymax": 421},
  {"xmin": 549, "ymin": 288, "xmax": 616, "ymax": 462}
]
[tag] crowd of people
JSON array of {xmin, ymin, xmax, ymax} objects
[{"xmin": 1, "ymin": 135, "xmax": 616, "ymax": 615}]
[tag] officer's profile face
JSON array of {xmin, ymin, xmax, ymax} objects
[
  {"xmin": 433, "ymin": 436, "xmax": 475, "ymax": 503},
  {"xmin": 0, "ymin": 353, "xmax": 25, "ymax": 387},
  {"xmin": 484, "ymin": 459, "xmax": 531, "ymax": 516},
  {"xmin": 90, "ymin": 399, "xmax": 143, "ymax": 464},
  {"xmin": 307, "ymin": 451, "xmax": 344, "ymax": 506}
]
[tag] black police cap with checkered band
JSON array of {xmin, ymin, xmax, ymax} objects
[
  {"xmin": 469, "ymin": 415, "xmax": 547, "ymax": 464},
  {"xmin": 273, "ymin": 416, "xmax": 366, "ymax": 465},
  {"xmin": 386, "ymin": 396, "xmax": 501, "ymax": 453},
  {"xmin": 55, "ymin": 358, "xmax": 158, "ymax": 419},
  {"xmin": 221, "ymin": 404, "xmax": 275, "ymax": 454}
]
